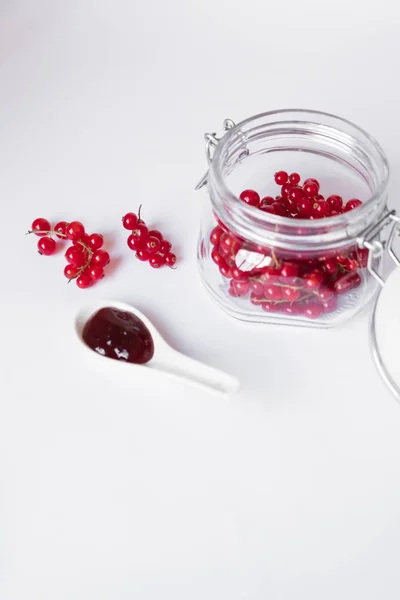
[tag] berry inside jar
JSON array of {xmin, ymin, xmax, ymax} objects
[{"xmin": 209, "ymin": 170, "xmax": 370, "ymax": 321}]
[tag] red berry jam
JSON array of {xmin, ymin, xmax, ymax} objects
[{"xmin": 82, "ymin": 307, "xmax": 154, "ymax": 364}]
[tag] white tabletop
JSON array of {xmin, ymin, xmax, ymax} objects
[{"xmin": 1, "ymin": 1, "xmax": 400, "ymax": 599}]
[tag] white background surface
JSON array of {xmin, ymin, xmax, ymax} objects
[{"xmin": 1, "ymin": 1, "xmax": 400, "ymax": 598}]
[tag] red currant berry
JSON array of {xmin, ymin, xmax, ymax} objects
[
  {"xmin": 91, "ymin": 249, "xmax": 110, "ymax": 267},
  {"xmin": 146, "ymin": 236, "xmax": 161, "ymax": 254},
  {"xmin": 231, "ymin": 266, "xmax": 247, "ymax": 280},
  {"xmin": 304, "ymin": 271, "xmax": 324, "ymax": 290},
  {"xmin": 37, "ymin": 236, "xmax": 56, "ymax": 255},
  {"xmin": 297, "ymin": 197, "xmax": 312, "ymax": 218},
  {"xmin": 31, "ymin": 217, "xmax": 51, "ymax": 237},
  {"xmin": 345, "ymin": 199, "xmax": 362, "ymax": 212},
  {"xmin": 281, "ymin": 183, "xmax": 293, "ymax": 199},
  {"xmin": 262, "ymin": 301, "xmax": 278, "ymax": 313},
  {"xmin": 232, "ymin": 279, "xmax": 249, "ymax": 296},
  {"xmin": 220, "ymin": 233, "xmax": 239, "ymax": 253},
  {"xmin": 211, "ymin": 247, "xmax": 224, "ymax": 266},
  {"xmin": 279, "ymin": 263, "xmax": 299, "ymax": 278},
  {"xmin": 316, "ymin": 287, "xmax": 335, "ymax": 302},
  {"xmin": 320, "ymin": 295, "xmax": 338, "ymax": 313},
  {"xmin": 132, "ymin": 223, "xmax": 148, "ymax": 240},
  {"xmin": 282, "ymin": 286, "xmax": 301, "ymax": 302},
  {"xmin": 66, "ymin": 221, "xmax": 85, "ymax": 241},
  {"xmin": 219, "ymin": 263, "xmax": 232, "ymax": 278},
  {"xmin": 239, "ymin": 189, "xmax": 260, "ymax": 207},
  {"xmin": 76, "ymin": 273, "xmax": 93, "ymax": 289},
  {"xmin": 355, "ymin": 247, "xmax": 369, "ymax": 268},
  {"xmin": 210, "ymin": 226, "xmax": 223, "ymax": 246},
  {"xmin": 122, "ymin": 212, "xmax": 138, "ymax": 230},
  {"xmin": 89, "ymin": 266, "xmax": 104, "ymax": 280},
  {"xmin": 165, "ymin": 252, "xmax": 176, "ymax": 267},
  {"xmin": 322, "ymin": 259, "xmax": 338, "ymax": 274},
  {"xmin": 303, "ymin": 303, "xmax": 323, "ymax": 319},
  {"xmin": 54, "ymin": 221, "xmax": 68, "ymax": 239},
  {"xmin": 264, "ymin": 284, "xmax": 282, "ymax": 301},
  {"xmin": 250, "ymin": 293, "xmax": 265, "ymax": 305},
  {"xmin": 136, "ymin": 249, "xmax": 150, "ymax": 261},
  {"xmin": 327, "ymin": 195, "xmax": 343, "ymax": 212},
  {"xmin": 289, "ymin": 172, "xmax": 301, "ymax": 185},
  {"xmin": 64, "ymin": 264, "xmax": 80, "ymax": 280},
  {"xmin": 260, "ymin": 196, "xmax": 275, "ymax": 207},
  {"xmin": 260, "ymin": 205, "xmax": 275, "ymax": 215},
  {"xmin": 159, "ymin": 240, "xmax": 172, "ymax": 254},
  {"xmin": 312, "ymin": 200, "xmax": 330, "ymax": 218},
  {"xmin": 333, "ymin": 272, "xmax": 361, "ymax": 294},
  {"xmin": 250, "ymin": 279, "xmax": 264, "ymax": 296},
  {"xmin": 274, "ymin": 171, "xmax": 288, "ymax": 185},
  {"xmin": 149, "ymin": 254, "xmax": 164, "ymax": 268},
  {"xmin": 289, "ymin": 186, "xmax": 305, "ymax": 203},
  {"xmin": 148, "ymin": 230, "xmax": 163, "ymax": 241},
  {"xmin": 88, "ymin": 233, "xmax": 104, "ymax": 250},
  {"xmin": 304, "ymin": 181, "xmax": 319, "ymax": 198},
  {"xmin": 127, "ymin": 235, "xmax": 143, "ymax": 251},
  {"xmin": 271, "ymin": 202, "xmax": 287, "ymax": 216},
  {"xmin": 65, "ymin": 246, "xmax": 87, "ymax": 267}
]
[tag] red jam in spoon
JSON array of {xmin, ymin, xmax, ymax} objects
[{"xmin": 82, "ymin": 307, "xmax": 154, "ymax": 364}]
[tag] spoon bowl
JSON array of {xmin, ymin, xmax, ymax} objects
[{"xmin": 75, "ymin": 299, "xmax": 240, "ymax": 397}]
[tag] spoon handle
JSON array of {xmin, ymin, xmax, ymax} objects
[{"xmin": 154, "ymin": 350, "xmax": 240, "ymax": 397}]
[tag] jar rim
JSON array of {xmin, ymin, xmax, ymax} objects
[{"xmin": 209, "ymin": 108, "xmax": 389, "ymax": 232}]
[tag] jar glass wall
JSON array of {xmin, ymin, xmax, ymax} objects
[{"xmin": 197, "ymin": 110, "xmax": 389, "ymax": 327}]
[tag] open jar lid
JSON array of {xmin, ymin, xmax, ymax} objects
[{"xmin": 372, "ymin": 267, "xmax": 400, "ymax": 400}]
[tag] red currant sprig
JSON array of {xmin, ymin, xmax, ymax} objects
[
  {"xmin": 27, "ymin": 218, "xmax": 110, "ymax": 288},
  {"xmin": 122, "ymin": 205, "xmax": 177, "ymax": 268}
]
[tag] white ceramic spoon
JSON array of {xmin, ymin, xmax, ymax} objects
[{"xmin": 75, "ymin": 300, "xmax": 240, "ymax": 397}]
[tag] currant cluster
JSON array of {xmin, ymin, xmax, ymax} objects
[
  {"xmin": 240, "ymin": 171, "xmax": 363, "ymax": 218},
  {"xmin": 29, "ymin": 217, "xmax": 110, "ymax": 288},
  {"xmin": 122, "ymin": 207, "xmax": 177, "ymax": 269},
  {"xmin": 210, "ymin": 170, "xmax": 369, "ymax": 319}
]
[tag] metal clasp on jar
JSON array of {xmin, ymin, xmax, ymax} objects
[
  {"xmin": 195, "ymin": 119, "xmax": 236, "ymax": 191},
  {"xmin": 358, "ymin": 210, "xmax": 400, "ymax": 286}
]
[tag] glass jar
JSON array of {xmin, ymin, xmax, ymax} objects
[{"xmin": 196, "ymin": 109, "xmax": 391, "ymax": 328}]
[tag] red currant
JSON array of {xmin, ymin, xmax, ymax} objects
[
  {"xmin": 149, "ymin": 254, "xmax": 164, "ymax": 269},
  {"xmin": 312, "ymin": 200, "xmax": 330, "ymax": 218},
  {"xmin": 279, "ymin": 263, "xmax": 299, "ymax": 278},
  {"xmin": 31, "ymin": 218, "xmax": 51, "ymax": 237},
  {"xmin": 316, "ymin": 287, "xmax": 335, "ymax": 302},
  {"xmin": 282, "ymin": 286, "xmax": 301, "ymax": 302},
  {"xmin": 146, "ymin": 236, "xmax": 161, "ymax": 253},
  {"xmin": 281, "ymin": 183, "xmax": 293, "ymax": 199},
  {"xmin": 239, "ymin": 189, "xmax": 260, "ymax": 207},
  {"xmin": 210, "ymin": 226, "xmax": 223, "ymax": 246},
  {"xmin": 88, "ymin": 233, "xmax": 104, "ymax": 250},
  {"xmin": 304, "ymin": 181, "xmax": 319, "ymax": 198},
  {"xmin": 322, "ymin": 258, "xmax": 338, "ymax": 274},
  {"xmin": 304, "ymin": 271, "xmax": 324, "ymax": 290},
  {"xmin": 76, "ymin": 273, "xmax": 93, "ymax": 289},
  {"xmin": 148, "ymin": 230, "xmax": 163, "ymax": 241},
  {"xmin": 327, "ymin": 195, "xmax": 343, "ymax": 212},
  {"xmin": 64, "ymin": 264, "xmax": 80, "ymax": 280},
  {"xmin": 250, "ymin": 280, "xmax": 264, "ymax": 296},
  {"xmin": 159, "ymin": 240, "xmax": 172, "ymax": 254},
  {"xmin": 345, "ymin": 199, "xmax": 362, "ymax": 212},
  {"xmin": 231, "ymin": 266, "xmax": 247, "ymax": 280},
  {"xmin": 260, "ymin": 196, "xmax": 275, "ymax": 207},
  {"xmin": 136, "ymin": 249, "xmax": 150, "ymax": 261},
  {"xmin": 274, "ymin": 171, "xmax": 288, "ymax": 185},
  {"xmin": 289, "ymin": 186, "xmax": 304, "ymax": 203},
  {"xmin": 54, "ymin": 221, "xmax": 68, "ymax": 239},
  {"xmin": 65, "ymin": 245, "xmax": 88, "ymax": 267},
  {"xmin": 262, "ymin": 301, "xmax": 278, "ymax": 313},
  {"xmin": 132, "ymin": 223, "xmax": 148, "ymax": 240},
  {"xmin": 264, "ymin": 284, "xmax": 282, "ymax": 301},
  {"xmin": 270, "ymin": 202, "xmax": 287, "ymax": 216},
  {"xmin": 91, "ymin": 249, "xmax": 110, "ymax": 267},
  {"xmin": 302, "ymin": 303, "xmax": 323, "ymax": 319},
  {"xmin": 127, "ymin": 235, "xmax": 143, "ymax": 251},
  {"xmin": 355, "ymin": 247, "xmax": 369, "ymax": 268},
  {"xmin": 297, "ymin": 197, "xmax": 312, "ymax": 218},
  {"xmin": 211, "ymin": 247, "xmax": 225, "ymax": 266},
  {"xmin": 320, "ymin": 295, "xmax": 338, "ymax": 313},
  {"xmin": 333, "ymin": 272, "xmax": 361, "ymax": 294},
  {"xmin": 37, "ymin": 236, "xmax": 56, "ymax": 255},
  {"xmin": 66, "ymin": 221, "xmax": 85, "ymax": 241},
  {"xmin": 219, "ymin": 263, "xmax": 232, "ymax": 278},
  {"xmin": 89, "ymin": 265, "xmax": 104, "ymax": 280},
  {"xmin": 289, "ymin": 172, "xmax": 301, "ymax": 185},
  {"xmin": 122, "ymin": 212, "xmax": 138, "ymax": 230},
  {"xmin": 232, "ymin": 279, "xmax": 249, "ymax": 296},
  {"xmin": 165, "ymin": 252, "xmax": 176, "ymax": 267}
]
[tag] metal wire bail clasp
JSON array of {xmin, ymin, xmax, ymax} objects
[
  {"xmin": 195, "ymin": 119, "xmax": 236, "ymax": 191},
  {"xmin": 357, "ymin": 210, "xmax": 400, "ymax": 287}
]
